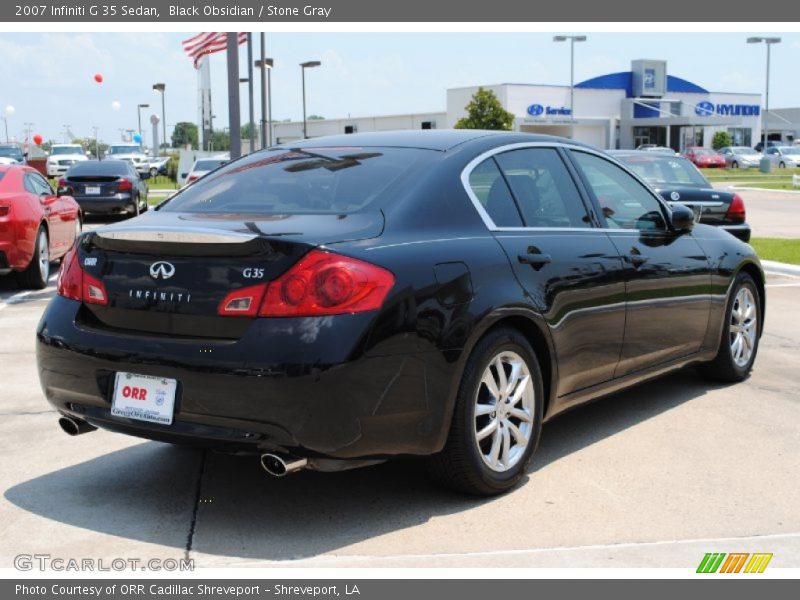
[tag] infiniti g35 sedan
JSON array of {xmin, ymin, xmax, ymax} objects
[{"xmin": 36, "ymin": 131, "xmax": 764, "ymax": 496}]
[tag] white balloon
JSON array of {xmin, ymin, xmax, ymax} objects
[
  {"xmin": 4, "ymin": 105, "xmax": 14, "ymax": 116},
  {"xmin": 111, "ymin": 101, "xmax": 121, "ymax": 111}
]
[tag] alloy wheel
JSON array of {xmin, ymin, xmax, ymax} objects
[
  {"xmin": 38, "ymin": 229, "xmax": 50, "ymax": 282},
  {"xmin": 473, "ymin": 351, "xmax": 535, "ymax": 472},
  {"xmin": 730, "ymin": 287, "xmax": 757, "ymax": 367}
]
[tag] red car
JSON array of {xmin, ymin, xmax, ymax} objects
[
  {"xmin": 682, "ymin": 146, "xmax": 726, "ymax": 168},
  {"xmin": 0, "ymin": 164, "xmax": 81, "ymax": 289}
]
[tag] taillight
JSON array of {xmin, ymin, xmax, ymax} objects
[
  {"xmin": 217, "ymin": 283, "xmax": 267, "ymax": 317},
  {"xmin": 117, "ymin": 178, "xmax": 133, "ymax": 191},
  {"xmin": 259, "ymin": 250, "xmax": 394, "ymax": 317},
  {"xmin": 57, "ymin": 178, "xmax": 67, "ymax": 188},
  {"xmin": 186, "ymin": 175, "xmax": 198, "ymax": 184},
  {"xmin": 57, "ymin": 245, "xmax": 108, "ymax": 305},
  {"xmin": 725, "ymin": 194, "xmax": 746, "ymax": 224}
]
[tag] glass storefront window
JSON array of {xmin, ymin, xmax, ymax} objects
[{"xmin": 728, "ymin": 128, "xmax": 752, "ymax": 147}]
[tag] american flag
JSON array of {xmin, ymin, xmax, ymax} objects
[{"xmin": 182, "ymin": 32, "xmax": 247, "ymax": 69}]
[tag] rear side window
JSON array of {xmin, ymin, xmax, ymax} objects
[
  {"xmin": 572, "ymin": 151, "xmax": 667, "ymax": 231},
  {"xmin": 467, "ymin": 158, "xmax": 523, "ymax": 227},
  {"xmin": 163, "ymin": 147, "xmax": 433, "ymax": 215},
  {"xmin": 495, "ymin": 148, "xmax": 591, "ymax": 228}
]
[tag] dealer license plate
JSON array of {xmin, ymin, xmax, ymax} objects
[
  {"xmin": 111, "ymin": 372, "xmax": 177, "ymax": 425},
  {"xmin": 85, "ymin": 186, "xmax": 101, "ymax": 195}
]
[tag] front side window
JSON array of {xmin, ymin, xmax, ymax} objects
[
  {"xmin": 494, "ymin": 148, "xmax": 591, "ymax": 228},
  {"xmin": 572, "ymin": 151, "xmax": 667, "ymax": 231}
]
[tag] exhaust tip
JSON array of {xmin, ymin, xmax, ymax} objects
[
  {"xmin": 58, "ymin": 416, "xmax": 96, "ymax": 436},
  {"xmin": 260, "ymin": 453, "xmax": 308, "ymax": 477}
]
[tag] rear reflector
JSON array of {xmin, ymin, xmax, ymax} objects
[
  {"xmin": 57, "ymin": 245, "xmax": 108, "ymax": 305},
  {"xmin": 217, "ymin": 283, "xmax": 267, "ymax": 317}
]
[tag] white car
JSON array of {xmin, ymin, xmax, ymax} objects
[
  {"xmin": 181, "ymin": 155, "xmax": 229, "ymax": 187},
  {"xmin": 764, "ymin": 146, "xmax": 800, "ymax": 169},
  {"xmin": 47, "ymin": 144, "xmax": 88, "ymax": 177},
  {"xmin": 105, "ymin": 143, "xmax": 151, "ymax": 176}
]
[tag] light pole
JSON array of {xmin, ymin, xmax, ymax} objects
[
  {"xmin": 300, "ymin": 61, "xmax": 321, "ymax": 139},
  {"xmin": 553, "ymin": 35, "xmax": 587, "ymax": 140},
  {"xmin": 137, "ymin": 103, "xmax": 149, "ymax": 148},
  {"xmin": 152, "ymin": 83, "xmax": 166, "ymax": 155},
  {"xmin": 747, "ymin": 36, "xmax": 781, "ymax": 151},
  {"xmin": 62, "ymin": 125, "xmax": 71, "ymax": 143},
  {"xmin": 2, "ymin": 105, "xmax": 13, "ymax": 143},
  {"xmin": 255, "ymin": 56, "xmax": 274, "ymax": 148}
]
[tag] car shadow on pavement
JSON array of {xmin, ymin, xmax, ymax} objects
[{"xmin": 5, "ymin": 367, "xmax": 722, "ymax": 562}]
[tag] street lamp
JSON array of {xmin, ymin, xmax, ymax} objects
[
  {"xmin": 300, "ymin": 61, "xmax": 321, "ymax": 139},
  {"xmin": 2, "ymin": 105, "xmax": 14, "ymax": 143},
  {"xmin": 152, "ymin": 83, "xmax": 166, "ymax": 154},
  {"xmin": 255, "ymin": 57, "xmax": 274, "ymax": 148},
  {"xmin": 553, "ymin": 35, "xmax": 587, "ymax": 140},
  {"xmin": 137, "ymin": 103, "xmax": 149, "ymax": 148},
  {"xmin": 747, "ymin": 36, "xmax": 781, "ymax": 152}
]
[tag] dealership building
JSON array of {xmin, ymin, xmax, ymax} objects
[{"xmin": 273, "ymin": 59, "xmax": 765, "ymax": 151}]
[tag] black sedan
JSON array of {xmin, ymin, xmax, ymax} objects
[
  {"xmin": 59, "ymin": 160, "xmax": 149, "ymax": 218},
  {"xmin": 610, "ymin": 150, "xmax": 750, "ymax": 242},
  {"xmin": 37, "ymin": 131, "xmax": 764, "ymax": 495}
]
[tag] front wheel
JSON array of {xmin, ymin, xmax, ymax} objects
[
  {"xmin": 698, "ymin": 272, "xmax": 760, "ymax": 383},
  {"xmin": 731, "ymin": 161, "xmax": 739, "ymax": 169},
  {"xmin": 779, "ymin": 161, "xmax": 786, "ymax": 168},
  {"xmin": 429, "ymin": 327, "xmax": 544, "ymax": 495}
]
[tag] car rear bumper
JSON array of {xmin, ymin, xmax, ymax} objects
[
  {"xmin": 73, "ymin": 194, "xmax": 136, "ymax": 214},
  {"xmin": 36, "ymin": 296, "xmax": 454, "ymax": 459},
  {"xmin": 721, "ymin": 223, "xmax": 751, "ymax": 242}
]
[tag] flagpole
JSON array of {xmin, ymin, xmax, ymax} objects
[
  {"xmin": 227, "ymin": 33, "xmax": 242, "ymax": 159},
  {"xmin": 247, "ymin": 33, "xmax": 255, "ymax": 154}
]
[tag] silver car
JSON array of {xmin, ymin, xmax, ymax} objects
[
  {"xmin": 764, "ymin": 146, "xmax": 800, "ymax": 168},
  {"xmin": 718, "ymin": 146, "xmax": 762, "ymax": 169}
]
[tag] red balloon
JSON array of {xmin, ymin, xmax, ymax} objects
[
  {"xmin": 33, "ymin": 134, "xmax": 43, "ymax": 146},
  {"xmin": 94, "ymin": 73, "xmax": 103, "ymax": 83}
]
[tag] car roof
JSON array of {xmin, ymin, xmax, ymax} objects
[{"xmin": 281, "ymin": 129, "xmax": 584, "ymax": 152}]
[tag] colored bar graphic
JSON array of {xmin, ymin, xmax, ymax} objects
[{"xmin": 744, "ymin": 553, "xmax": 773, "ymax": 573}]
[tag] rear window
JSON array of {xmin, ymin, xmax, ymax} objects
[
  {"xmin": 0, "ymin": 172, "xmax": 5, "ymax": 183},
  {"xmin": 616, "ymin": 155, "xmax": 709, "ymax": 188},
  {"xmin": 193, "ymin": 159, "xmax": 227, "ymax": 171},
  {"xmin": 67, "ymin": 161, "xmax": 129, "ymax": 176},
  {"xmin": 163, "ymin": 147, "xmax": 433, "ymax": 215}
]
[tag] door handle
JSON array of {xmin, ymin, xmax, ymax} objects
[
  {"xmin": 626, "ymin": 253, "xmax": 648, "ymax": 267},
  {"xmin": 517, "ymin": 253, "xmax": 552, "ymax": 270}
]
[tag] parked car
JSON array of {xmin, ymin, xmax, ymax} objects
[
  {"xmin": 753, "ymin": 140, "xmax": 781, "ymax": 152},
  {"xmin": 59, "ymin": 160, "xmax": 149, "ymax": 217},
  {"xmin": 636, "ymin": 144, "xmax": 676, "ymax": 155},
  {"xmin": 718, "ymin": 146, "xmax": 762, "ymax": 169},
  {"xmin": 46, "ymin": 144, "xmax": 88, "ymax": 177},
  {"xmin": 764, "ymin": 146, "xmax": 800, "ymax": 169},
  {"xmin": 0, "ymin": 164, "xmax": 81, "ymax": 288},
  {"xmin": 682, "ymin": 146, "xmax": 726, "ymax": 168},
  {"xmin": 0, "ymin": 143, "xmax": 25, "ymax": 164},
  {"xmin": 182, "ymin": 156, "xmax": 229, "ymax": 186},
  {"xmin": 148, "ymin": 156, "xmax": 170, "ymax": 178},
  {"xmin": 37, "ymin": 131, "xmax": 764, "ymax": 496},
  {"xmin": 105, "ymin": 143, "xmax": 151, "ymax": 176},
  {"xmin": 611, "ymin": 151, "xmax": 750, "ymax": 241}
]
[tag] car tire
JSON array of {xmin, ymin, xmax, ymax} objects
[
  {"xmin": 779, "ymin": 161, "xmax": 786, "ymax": 168},
  {"xmin": 150, "ymin": 167, "xmax": 158, "ymax": 178},
  {"xmin": 16, "ymin": 226, "xmax": 50, "ymax": 290},
  {"xmin": 428, "ymin": 327, "xmax": 544, "ymax": 496},
  {"xmin": 130, "ymin": 195, "xmax": 141, "ymax": 218},
  {"xmin": 698, "ymin": 272, "xmax": 760, "ymax": 383},
  {"xmin": 731, "ymin": 161, "xmax": 738, "ymax": 169}
]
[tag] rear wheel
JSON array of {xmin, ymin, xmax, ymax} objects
[
  {"xmin": 16, "ymin": 226, "xmax": 50, "ymax": 289},
  {"xmin": 698, "ymin": 272, "xmax": 760, "ymax": 382},
  {"xmin": 731, "ymin": 161, "xmax": 739, "ymax": 169},
  {"xmin": 429, "ymin": 327, "xmax": 543, "ymax": 496},
  {"xmin": 779, "ymin": 161, "xmax": 786, "ymax": 168},
  {"xmin": 130, "ymin": 195, "xmax": 141, "ymax": 217}
]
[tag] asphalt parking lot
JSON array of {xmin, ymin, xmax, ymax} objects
[{"xmin": 1, "ymin": 191, "xmax": 799, "ymax": 569}]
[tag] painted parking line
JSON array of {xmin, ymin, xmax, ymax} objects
[{"xmin": 765, "ymin": 283, "xmax": 800, "ymax": 288}]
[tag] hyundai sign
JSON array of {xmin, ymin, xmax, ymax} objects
[
  {"xmin": 527, "ymin": 104, "xmax": 571, "ymax": 117},
  {"xmin": 695, "ymin": 101, "xmax": 760, "ymax": 117}
]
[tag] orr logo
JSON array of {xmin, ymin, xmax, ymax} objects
[{"xmin": 696, "ymin": 552, "xmax": 773, "ymax": 573}]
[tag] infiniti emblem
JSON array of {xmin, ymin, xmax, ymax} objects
[{"xmin": 150, "ymin": 261, "xmax": 176, "ymax": 280}]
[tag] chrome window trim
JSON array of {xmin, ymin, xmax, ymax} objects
[{"xmin": 460, "ymin": 141, "xmax": 673, "ymax": 234}]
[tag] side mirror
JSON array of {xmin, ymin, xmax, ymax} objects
[
  {"xmin": 670, "ymin": 203, "xmax": 695, "ymax": 233},
  {"xmin": 56, "ymin": 186, "xmax": 71, "ymax": 197},
  {"xmin": 181, "ymin": 173, "xmax": 188, "ymax": 179}
]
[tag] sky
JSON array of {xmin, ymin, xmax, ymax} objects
[{"xmin": 1, "ymin": 31, "xmax": 800, "ymax": 146}]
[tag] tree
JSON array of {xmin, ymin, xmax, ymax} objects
[
  {"xmin": 73, "ymin": 138, "xmax": 107, "ymax": 158},
  {"xmin": 454, "ymin": 87, "xmax": 515, "ymax": 131},
  {"xmin": 712, "ymin": 131, "xmax": 732, "ymax": 150},
  {"xmin": 171, "ymin": 122, "xmax": 198, "ymax": 149},
  {"xmin": 307, "ymin": 115, "xmax": 325, "ymax": 120},
  {"xmin": 210, "ymin": 129, "xmax": 231, "ymax": 152}
]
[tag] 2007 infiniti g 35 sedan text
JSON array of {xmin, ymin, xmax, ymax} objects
[{"xmin": 36, "ymin": 131, "xmax": 764, "ymax": 495}]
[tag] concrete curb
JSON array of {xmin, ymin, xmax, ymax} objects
[
  {"xmin": 727, "ymin": 184, "xmax": 800, "ymax": 194},
  {"xmin": 761, "ymin": 259, "xmax": 800, "ymax": 277}
]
